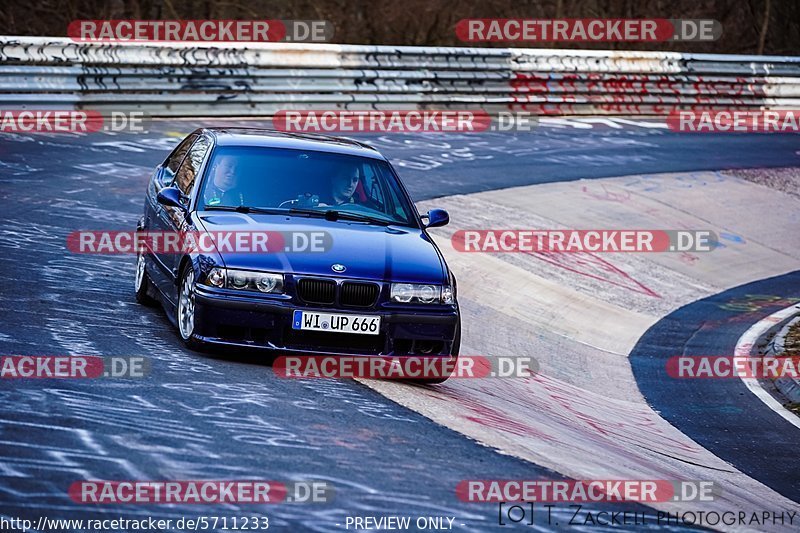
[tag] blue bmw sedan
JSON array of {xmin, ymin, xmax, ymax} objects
[{"xmin": 136, "ymin": 128, "xmax": 460, "ymax": 370}]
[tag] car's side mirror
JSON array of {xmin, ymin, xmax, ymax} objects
[
  {"xmin": 424, "ymin": 208, "xmax": 449, "ymax": 228},
  {"xmin": 157, "ymin": 186, "xmax": 188, "ymax": 212}
]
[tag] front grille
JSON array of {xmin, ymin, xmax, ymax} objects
[
  {"xmin": 297, "ymin": 278, "xmax": 336, "ymax": 304},
  {"xmin": 341, "ymin": 282, "xmax": 379, "ymax": 307}
]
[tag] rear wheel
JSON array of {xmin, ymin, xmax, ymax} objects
[
  {"xmin": 134, "ymin": 252, "xmax": 157, "ymax": 306},
  {"xmin": 177, "ymin": 266, "xmax": 204, "ymax": 350}
]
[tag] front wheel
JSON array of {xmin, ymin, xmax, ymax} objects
[{"xmin": 177, "ymin": 266, "xmax": 204, "ymax": 350}]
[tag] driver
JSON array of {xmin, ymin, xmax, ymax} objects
[
  {"xmin": 321, "ymin": 164, "xmax": 360, "ymax": 206},
  {"xmin": 204, "ymin": 156, "xmax": 243, "ymax": 206}
]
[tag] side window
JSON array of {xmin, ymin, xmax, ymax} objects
[
  {"xmin": 162, "ymin": 134, "xmax": 198, "ymax": 185},
  {"xmin": 174, "ymin": 136, "xmax": 210, "ymax": 196}
]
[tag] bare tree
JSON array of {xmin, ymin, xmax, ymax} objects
[
  {"xmin": 0, "ymin": 0, "xmax": 796, "ymax": 54},
  {"xmin": 758, "ymin": 0, "xmax": 771, "ymax": 54}
]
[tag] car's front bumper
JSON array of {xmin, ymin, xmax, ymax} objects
[{"xmin": 193, "ymin": 285, "xmax": 459, "ymax": 356}]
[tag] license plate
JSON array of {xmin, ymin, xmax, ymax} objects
[{"xmin": 292, "ymin": 310, "xmax": 380, "ymax": 335}]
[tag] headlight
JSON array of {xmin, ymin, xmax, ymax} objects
[
  {"xmin": 441, "ymin": 285, "xmax": 455, "ymax": 305},
  {"xmin": 255, "ymin": 273, "xmax": 282, "ymax": 293},
  {"xmin": 390, "ymin": 283, "xmax": 455, "ymax": 304},
  {"xmin": 206, "ymin": 267, "xmax": 225, "ymax": 288},
  {"xmin": 230, "ymin": 270, "xmax": 249, "ymax": 289},
  {"xmin": 203, "ymin": 268, "xmax": 283, "ymax": 294},
  {"xmin": 390, "ymin": 283, "xmax": 416, "ymax": 303}
]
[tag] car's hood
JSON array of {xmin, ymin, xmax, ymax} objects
[{"xmin": 196, "ymin": 212, "xmax": 446, "ymax": 283}]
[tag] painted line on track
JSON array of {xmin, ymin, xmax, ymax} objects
[{"xmin": 735, "ymin": 303, "xmax": 800, "ymax": 431}]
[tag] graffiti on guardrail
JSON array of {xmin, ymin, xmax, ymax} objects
[{"xmin": 0, "ymin": 37, "xmax": 797, "ymax": 117}]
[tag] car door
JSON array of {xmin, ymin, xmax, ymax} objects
[
  {"xmin": 147, "ymin": 133, "xmax": 198, "ymax": 296},
  {"xmin": 161, "ymin": 135, "xmax": 212, "ymax": 303}
]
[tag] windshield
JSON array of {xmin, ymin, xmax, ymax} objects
[{"xmin": 198, "ymin": 146, "xmax": 417, "ymax": 226}]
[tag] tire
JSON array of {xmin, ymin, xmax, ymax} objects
[
  {"xmin": 134, "ymin": 252, "xmax": 158, "ymax": 306},
  {"xmin": 176, "ymin": 265, "xmax": 205, "ymax": 350}
]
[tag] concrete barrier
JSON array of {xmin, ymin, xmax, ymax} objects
[{"xmin": 1, "ymin": 36, "xmax": 799, "ymax": 116}]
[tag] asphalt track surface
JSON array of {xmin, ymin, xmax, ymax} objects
[
  {"xmin": 0, "ymin": 118, "xmax": 797, "ymax": 531},
  {"xmin": 630, "ymin": 271, "xmax": 800, "ymax": 503}
]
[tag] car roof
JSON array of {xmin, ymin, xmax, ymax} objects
[{"xmin": 200, "ymin": 128, "xmax": 386, "ymax": 160}]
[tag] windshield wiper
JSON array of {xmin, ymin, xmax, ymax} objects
[
  {"xmin": 330, "ymin": 211, "xmax": 394, "ymax": 226},
  {"xmin": 289, "ymin": 208, "xmax": 393, "ymax": 225},
  {"xmin": 205, "ymin": 205, "xmax": 396, "ymax": 226},
  {"xmin": 287, "ymin": 207, "xmax": 330, "ymax": 218},
  {"xmin": 203, "ymin": 205, "xmax": 293, "ymax": 216}
]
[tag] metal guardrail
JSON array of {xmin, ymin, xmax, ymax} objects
[{"xmin": 1, "ymin": 36, "xmax": 799, "ymax": 116}]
